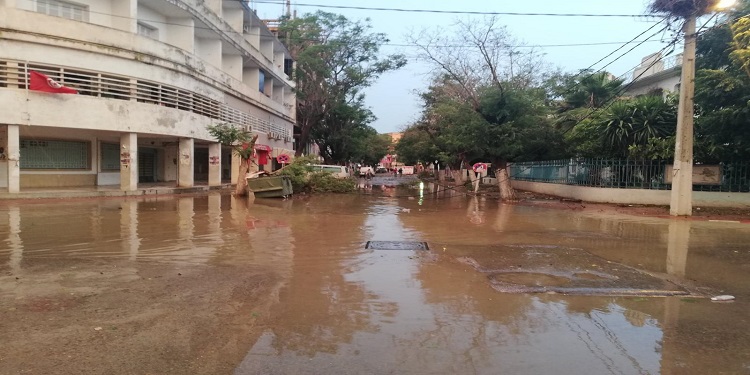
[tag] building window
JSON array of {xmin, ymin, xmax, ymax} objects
[
  {"xmin": 20, "ymin": 139, "xmax": 89, "ymax": 170},
  {"xmin": 100, "ymin": 143, "xmax": 120, "ymax": 171},
  {"xmin": 137, "ymin": 22, "xmax": 159, "ymax": 39},
  {"xmin": 259, "ymin": 70, "xmax": 266, "ymax": 93},
  {"xmin": 36, "ymin": 0, "xmax": 89, "ymax": 22}
]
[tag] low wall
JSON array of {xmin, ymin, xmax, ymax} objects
[
  {"xmin": 21, "ymin": 174, "xmax": 97, "ymax": 188},
  {"xmin": 511, "ymin": 180, "xmax": 750, "ymax": 208}
]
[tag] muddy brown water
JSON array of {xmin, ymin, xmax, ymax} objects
[{"xmin": 1, "ymin": 187, "xmax": 749, "ymax": 374}]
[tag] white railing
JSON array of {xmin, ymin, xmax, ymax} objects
[{"xmin": 0, "ymin": 60, "xmax": 293, "ymax": 140}]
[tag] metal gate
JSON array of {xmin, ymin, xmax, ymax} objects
[{"xmin": 139, "ymin": 148, "xmax": 156, "ymax": 182}]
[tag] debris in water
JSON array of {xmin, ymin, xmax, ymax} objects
[{"xmin": 710, "ymin": 295, "xmax": 735, "ymax": 302}]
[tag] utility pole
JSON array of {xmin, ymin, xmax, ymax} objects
[{"xmin": 669, "ymin": 16, "xmax": 696, "ymax": 216}]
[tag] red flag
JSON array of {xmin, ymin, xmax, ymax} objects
[{"xmin": 29, "ymin": 71, "xmax": 78, "ymax": 94}]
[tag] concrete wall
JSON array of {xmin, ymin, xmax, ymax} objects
[
  {"xmin": 0, "ymin": 91, "xmax": 216, "ymax": 140},
  {"xmin": 627, "ymin": 74, "xmax": 681, "ymax": 97},
  {"xmin": 137, "ymin": 4, "xmax": 166, "ymax": 42},
  {"xmin": 511, "ymin": 180, "xmax": 750, "ymax": 208},
  {"xmin": 0, "ymin": 6, "xmax": 294, "ymax": 122}
]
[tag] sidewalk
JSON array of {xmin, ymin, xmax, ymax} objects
[{"xmin": 0, "ymin": 183, "xmax": 232, "ymax": 200}]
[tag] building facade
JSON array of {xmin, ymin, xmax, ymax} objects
[
  {"xmin": 0, "ymin": 0, "xmax": 295, "ymax": 193},
  {"xmin": 624, "ymin": 52, "xmax": 682, "ymax": 98}
]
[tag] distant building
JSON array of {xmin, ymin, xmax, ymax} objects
[
  {"xmin": 379, "ymin": 132, "xmax": 402, "ymax": 168},
  {"xmin": 624, "ymin": 52, "xmax": 682, "ymax": 98},
  {"xmin": 0, "ymin": 0, "xmax": 295, "ymax": 193}
]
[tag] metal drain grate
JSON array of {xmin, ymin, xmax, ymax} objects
[{"xmin": 365, "ymin": 241, "xmax": 430, "ymax": 250}]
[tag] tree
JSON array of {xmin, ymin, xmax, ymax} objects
[
  {"xmin": 565, "ymin": 95, "xmax": 677, "ymax": 159},
  {"xmin": 207, "ymin": 123, "xmax": 258, "ymax": 197},
  {"xmin": 553, "ymin": 70, "xmax": 624, "ymax": 110},
  {"xmin": 693, "ymin": 0, "xmax": 750, "ymax": 162},
  {"xmin": 279, "ymin": 12, "xmax": 406, "ymax": 159},
  {"xmin": 410, "ymin": 17, "xmax": 555, "ymax": 200}
]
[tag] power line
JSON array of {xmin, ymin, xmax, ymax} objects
[
  {"xmin": 252, "ymin": 0, "xmax": 655, "ymax": 18},
  {"xmin": 18, "ymin": 0, "xmax": 665, "ymax": 52}
]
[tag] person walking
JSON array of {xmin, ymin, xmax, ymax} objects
[{"xmin": 398, "ymin": 168, "xmax": 403, "ymax": 177}]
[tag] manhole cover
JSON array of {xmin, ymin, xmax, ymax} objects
[{"xmin": 365, "ymin": 241, "xmax": 429, "ymax": 250}]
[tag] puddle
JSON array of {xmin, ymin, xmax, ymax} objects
[{"xmin": 0, "ymin": 192, "xmax": 749, "ymax": 374}]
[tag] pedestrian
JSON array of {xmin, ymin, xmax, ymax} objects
[{"xmin": 398, "ymin": 168, "xmax": 403, "ymax": 177}]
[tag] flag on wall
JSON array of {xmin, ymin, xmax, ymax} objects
[{"xmin": 29, "ymin": 71, "xmax": 78, "ymax": 94}]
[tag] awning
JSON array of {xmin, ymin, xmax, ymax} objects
[{"xmin": 254, "ymin": 144, "xmax": 272, "ymax": 152}]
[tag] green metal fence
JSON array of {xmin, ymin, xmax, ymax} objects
[{"xmin": 510, "ymin": 159, "xmax": 750, "ymax": 192}]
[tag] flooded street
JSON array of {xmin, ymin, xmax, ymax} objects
[{"xmin": 1, "ymin": 188, "xmax": 749, "ymax": 374}]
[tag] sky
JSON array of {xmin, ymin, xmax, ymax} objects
[{"xmin": 252, "ymin": 0, "xmax": 683, "ymax": 134}]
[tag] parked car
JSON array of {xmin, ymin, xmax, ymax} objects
[
  {"xmin": 375, "ymin": 166, "xmax": 388, "ymax": 174},
  {"xmin": 359, "ymin": 166, "xmax": 375, "ymax": 177},
  {"xmin": 311, "ymin": 164, "xmax": 349, "ymax": 179}
]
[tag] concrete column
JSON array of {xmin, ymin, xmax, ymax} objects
[
  {"xmin": 178, "ymin": 138, "xmax": 194, "ymax": 187},
  {"xmin": 243, "ymin": 67, "xmax": 260, "ymax": 92},
  {"xmin": 245, "ymin": 26, "xmax": 261, "ymax": 50},
  {"xmin": 166, "ymin": 17, "xmax": 194, "ymax": 51},
  {"xmin": 231, "ymin": 152, "xmax": 241, "ymax": 184},
  {"xmin": 670, "ymin": 17, "xmax": 697, "ymax": 216},
  {"xmin": 111, "ymin": 0, "xmax": 136, "ymax": 33},
  {"xmin": 222, "ymin": 54, "xmax": 243, "ymax": 81},
  {"xmin": 666, "ymin": 220, "xmax": 690, "ymax": 277},
  {"xmin": 7, "ymin": 206, "xmax": 22, "ymax": 272},
  {"xmin": 6, "ymin": 125, "xmax": 20, "ymax": 193},
  {"xmin": 208, "ymin": 194, "xmax": 222, "ymax": 244},
  {"xmin": 205, "ymin": 0, "xmax": 221, "ymax": 16},
  {"xmin": 120, "ymin": 200, "xmax": 140, "ymax": 261},
  {"xmin": 208, "ymin": 142, "xmax": 222, "ymax": 187},
  {"xmin": 120, "ymin": 133, "xmax": 138, "ymax": 191},
  {"xmin": 260, "ymin": 39, "xmax": 274, "ymax": 62},
  {"xmin": 274, "ymin": 51, "xmax": 285, "ymax": 70},
  {"xmin": 264, "ymin": 77, "xmax": 274, "ymax": 98},
  {"xmin": 273, "ymin": 83, "xmax": 283, "ymax": 104}
]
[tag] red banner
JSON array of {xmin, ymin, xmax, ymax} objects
[{"xmin": 29, "ymin": 71, "xmax": 78, "ymax": 94}]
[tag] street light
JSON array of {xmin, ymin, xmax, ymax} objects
[{"xmin": 669, "ymin": 0, "xmax": 737, "ymax": 216}]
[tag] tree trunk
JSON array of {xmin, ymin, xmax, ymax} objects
[
  {"xmin": 468, "ymin": 169, "xmax": 479, "ymax": 193},
  {"xmin": 451, "ymin": 169, "xmax": 465, "ymax": 184},
  {"xmin": 235, "ymin": 158, "xmax": 250, "ymax": 197},
  {"xmin": 495, "ymin": 160, "xmax": 516, "ymax": 201}
]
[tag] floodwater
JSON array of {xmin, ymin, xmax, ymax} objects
[{"xmin": 1, "ymin": 186, "xmax": 749, "ymax": 374}]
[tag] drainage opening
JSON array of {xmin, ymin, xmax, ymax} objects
[{"xmin": 365, "ymin": 241, "xmax": 430, "ymax": 250}]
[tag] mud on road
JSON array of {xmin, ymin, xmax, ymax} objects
[{"xmin": 0, "ymin": 258, "xmax": 282, "ymax": 374}]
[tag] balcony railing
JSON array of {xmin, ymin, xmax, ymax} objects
[{"xmin": 0, "ymin": 60, "xmax": 293, "ymax": 141}]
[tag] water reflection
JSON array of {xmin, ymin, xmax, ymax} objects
[{"xmin": 0, "ymin": 193, "xmax": 748, "ymax": 374}]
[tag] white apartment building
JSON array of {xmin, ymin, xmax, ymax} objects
[
  {"xmin": 0, "ymin": 0, "xmax": 295, "ymax": 193},
  {"xmin": 624, "ymin": 52, "xmax": 682, "ymax": 98}
]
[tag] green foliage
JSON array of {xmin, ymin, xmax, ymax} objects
[
  {"xmin": 279, "ymin": 11, "xmax": 406, "ymax": 163},
  {"xmin": 628, "ymin": 136, "xmax": 676, "ymax": 160},
  {"xmin": 350, "ymin": 132, "xmax": 391, "ymax": 166},
  {"xmin": 550, "ymin": 70, "xmax": 624, "ymax": 111},
  {"xmin": 566, "ymin": 96, "xmax": 677, "ymax": 159},
  {"xmin": 693, "ymin": 1, "xmax": 750, "ymax": 162},
  {"xmin": 307, "ymin": 172, "xmax": 357, "ymax": 193},
  {"xmin": 278, "ymin": 155, "xmax": 317, "ymax": 191},
  {"xmin": 395, "ymin": 125, "xmax": 439, "ymax": 165},
  {"xmin": 206, "ymin": 123, "xmax": 254, "ymax": 159},
  {"xmin": 277, "ymin": 155, "xmax": 355, "ymax": 193},
  {"xmin": 398, "ymin": 78, "xmax": 566, "ymax": 169}
]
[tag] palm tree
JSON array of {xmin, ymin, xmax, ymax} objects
[
  {"xmin": 564, "ymin": 71, "xmax": 624, "ymax": 109},
  {"xmin": 600, "ymin": 96, "xmax": 678, "ymax": 158}
]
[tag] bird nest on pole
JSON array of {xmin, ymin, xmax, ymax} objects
[{"xmin": 649, "ymin": 0, "xmax": 717, "ymax": 18}]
